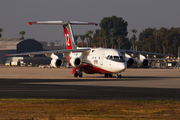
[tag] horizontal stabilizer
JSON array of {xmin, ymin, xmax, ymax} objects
[
  {"xmin": 29, "ymin": 21, "xmax": 98, "ymax": 26},
  {"xmin": 28, "ymin": 21, "xmax": 66, "ymax": 25},
  {"xmin": 69, "ymin": 21, "xmax": 98, "ymax": 26}
]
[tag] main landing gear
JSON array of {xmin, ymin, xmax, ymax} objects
[
  {"xmin": 104, "ymin": 73, "xmax": 113, "ymax": 78},
  {"xmin": 74, "ymin": 71, "xmax": 83, "ymax": 77}
]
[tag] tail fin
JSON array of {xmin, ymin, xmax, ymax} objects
[
  {"xmin": 29, "ymin": 21, "xmax": 98, "ymax": 50},
  {"xmin": 63, "ymin": 22, "xmax": 77, "ymax": 50}
]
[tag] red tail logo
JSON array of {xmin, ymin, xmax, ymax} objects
[{"xmin": 63, "ymin": 26, "xmax": 73, "ymax": 50}]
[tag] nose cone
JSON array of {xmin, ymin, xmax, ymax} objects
[
  {"xmin": 114, "ymin": 62, "xmax": 126, "ymax": 73},
  {"xmin": 121, "ymin": 62, "xmax": 127, "ymax": 71}
]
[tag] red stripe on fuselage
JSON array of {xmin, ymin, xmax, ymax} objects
[{"xmin": 77, "ymin": 63, "xmax": 113, "ymax": 74}]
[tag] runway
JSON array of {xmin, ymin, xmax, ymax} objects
[{"xmin": 0, "ymin": 67, "xmax": 180, "ymax": 100}]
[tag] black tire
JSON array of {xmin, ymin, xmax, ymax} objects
[
  {"xmin": 116, "ymin": 74, "xmax": 122, "ymax": 79},
  {"xmin": 105, "ymin": 73, "xmax": 108, "ymax": 77},
  {"xmin": 79, "ymin": 72, "xmax": 83, "ymax": 77},
  {"xmin": 74, "ymin": 72, "xmax": 78, "ymax": 77},
  {"xmin": 119, "ymin": 74, "xmax": 122, "ymax": 78},
  {"xmin": 109, "ymin": 74, "xmax": 113, "ymax": 77}
]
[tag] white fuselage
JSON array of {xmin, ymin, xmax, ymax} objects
[{"xmin": 69, "ymin": 48, "xmax": 127, "ymax": 74}]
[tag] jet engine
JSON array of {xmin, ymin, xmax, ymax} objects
[
  {"xmin": 70, "ymin": 57, "xmax": 82, "ymax": 67},
  {"xmin": 124, "ymin": 53, "xmax": 134, "ymax": 67},
  {"xmin": 51, "ymin": 59, "xmax": 62, "ymax": 68},
  {"xmin": 45, "ymin": 53, "xmax": 63, "ymax": 68},
  {"xmin": 137, "ymin": 54, "xmax": 149, "ymax": 67}
]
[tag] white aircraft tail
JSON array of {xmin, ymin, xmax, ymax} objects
[{"xmin": 29, "ymin": 21, "xmax": 98, "ymax": 50}]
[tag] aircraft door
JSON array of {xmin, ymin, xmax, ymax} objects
[{"xmin": 100, "ymin": 54, "xmax": 105, "ymax": 65}]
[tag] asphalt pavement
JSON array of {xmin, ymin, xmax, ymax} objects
[{"xmin": 0, "ymin": 67, "xmax": 180, "ymax": 100}]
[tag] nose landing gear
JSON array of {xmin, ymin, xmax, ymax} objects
[{"xmin": 116, "ymin": 73, "xmax": 122, "ymax": 79}]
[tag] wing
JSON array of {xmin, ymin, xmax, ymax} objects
[
  {"xmin": 117, "ymin": 49, "xmax": 174, "ymax": 57},
  {"xmin": 5, "ymin": 48, "xmax": 91, "ymax": 57}
]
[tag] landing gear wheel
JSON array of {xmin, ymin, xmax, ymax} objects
[
  {"xmin": 79, "ymin": 72, "xmax": 83, "ymax": 77},
  {"xmin": 74, "ymin": 72, "xmax": 78, "ymax": 77},
  {"xmin": 105, "ymin": 73, "xmax": 108, "ymax": 77},
  {"xmin": 119, "ymin": 74, "xmax": 122, "ymax": 79},
  {"xmin": 74, "ymin": 71, "xmax": 83, "ymax": 77},
  {"xmin": 109, "ymin": 74, "xmax": 113, "ymax": 78},
  {"xmin": 116, "ymin": 74, "xmax": 122, "ymax": 79},
  {"xmin": 104, "ymin": 73, "xmax": 113, "ymax": 78}
]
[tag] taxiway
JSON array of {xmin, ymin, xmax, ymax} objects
[{"xmin": 0, "ymin": 66, "xmax": 180, "ymax": 100}]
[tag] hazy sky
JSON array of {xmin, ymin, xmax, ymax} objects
[{"xmin": 0, "ymin": 0, "xmax": 180, "ymax": 45}]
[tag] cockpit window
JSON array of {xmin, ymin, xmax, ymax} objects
[
  {"xmin": 107, "ymin": 55, "xmax": 125, "ymax": 62},
  {"xmin": 114, "ymin": 56, "xmax": 119, "ymax": 59}
]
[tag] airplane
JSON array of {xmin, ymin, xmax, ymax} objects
[{"xmin": 5, "ymin": 21, "xmax": 173, "ymax": 78}]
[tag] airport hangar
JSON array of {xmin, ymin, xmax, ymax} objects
[{"xmin": 0, "ymin": 38, "xmax": 66, "ymax": 66}]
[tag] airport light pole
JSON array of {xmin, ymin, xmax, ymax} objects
[
  {"xmin": 149, "ymin": 43, "xmax": 151, "ymax": 52},
  {"xmin": 173, "ymin": 38, "xmax": 177, "ymax": 58},
  {"xmin": 63, "ymin": 43, "xmax": 65, "ymax": 49},
  {"xmin": 55, "ymin": 40, "xmax": 60, "ymax": 50}
]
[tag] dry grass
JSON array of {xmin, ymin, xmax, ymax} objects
[{"xmin": 0, "ymin": 99, "xmax": 180, "ymax": 120}]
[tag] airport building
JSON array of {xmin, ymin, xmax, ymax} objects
[{"xmin": 0, "ymin": 38, "xmax": 66, "ymax": 66}]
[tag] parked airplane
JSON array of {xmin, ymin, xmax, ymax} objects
[{"xmin": 5, "ymin": 21, "xmax": 173, "ymax": 78}]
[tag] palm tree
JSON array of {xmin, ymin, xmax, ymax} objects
[
  {"xmin": 19, "ymin": 31, "xmax": 26, "ymax": 39},
  {"xmin": 97, "ymin": 32, "xmax": 102, "ymax": 47},
  {"xmin": 109, "ymin": 28, "xmax": 116, "ymax": 48},
  {"xmin": 153, "ymin": 30, "xmax": 159, "ymax": 53},
  {"xmin": 50, "ymin": 42, "xmax": 55, "ymax": 50},
  {"xmin": 103, "ymin": 36, "xmax": 107, "ymax": 48},
  {"xmin": 85, "ymin": 33, "xmax": 89, "ymax": 47},
  {"xmin": 87, "ymin": 30, "xmax": 93, "ymax": 47},
  {"xmin": 131, "ymin": 29, "xmax": 137, "ymax": 51},
  {"xmin": 79, "ymin": 35, "xmax": 85, "ymax": 47},
  {"xmin": 101, "ymin": 37, "xmax": 105, "ymax": 48},
  {"xmin": 117, "ymin": 36, "xmax": 123, "ymax": 49},
  {"xmin": 91, "ymin": 39, "xmax": 95, "ymax": 48},
  {"xmin": 0, "ymin": 28, "xmax": 3, "ymax": 38},
  {"xmin": 74, "ymin": 35, "xmax": 79, "ymax": 45}
]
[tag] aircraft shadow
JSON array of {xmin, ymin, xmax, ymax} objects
[
  {"xmin": 77, "ymin": 76, "xmax": 180, "ymax": 82},
  {"xmin": 0, "ymin": 78, "xmax": 180, "ymax": 100},
  {"xmin": 1, "ymin": 75, "xmax": 180, "ymax": 82}
]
